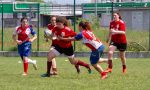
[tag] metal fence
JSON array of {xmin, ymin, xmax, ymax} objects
[{"xmin": 0, "ymin": 1, "xmax": 150, "ymax": 52}]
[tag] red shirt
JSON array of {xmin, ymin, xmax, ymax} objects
[
  {"xmin": 110, "ymin": 20, "xmax": 127, "ymax": 44},
  {"xmin": 52, "ymin": 26, "xmax": 76, "ymax": 48},
  {"xmin": 47, "ymin": 24, "xmax": 58, "ymax": 45}
]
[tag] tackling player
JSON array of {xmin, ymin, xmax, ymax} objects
[
  {"xmin": 58, "ymin": 21, "xmax": 108, "ymax": 79},
  {"xmin": 41, "ymin": 16, "xmax": 91, "ymax": 77}
]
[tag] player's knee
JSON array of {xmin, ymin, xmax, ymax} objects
[{"xmin": 108, "ymin": 51, "xmax": 113, "ymax": 55}]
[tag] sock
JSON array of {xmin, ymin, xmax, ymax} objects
[
  {"xmin": 28, "ymin": 58, "xmax": 34, "ymax": 64},
  {"xmin": 108, "ymin": 60, "xmax": 113, "ymax": 69},
  {"xmin": 76, "ymin": 60, "xmax": 90, "ymax": 69},
  {"xmin": 101, "ymin": 71, "xmax": 107, "ymax": 76},
  {"xmin": 47, "ymin": 61, "xmax": 52, "ymax": 75},
  {"xmin": 122, "ymin": 65, "xmax": 126, "ymax": 69},
  {"xmin": 23, "ymin": 59, "xmax": 28, "ymax": 74}
]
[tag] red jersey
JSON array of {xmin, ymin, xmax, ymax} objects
[
  {"xmin": 109, "ymin": 20, "xmax": 127, "ymax": 44},
  {"xmin": 52, "ymin": 26, "xmax": 76, "ymax": 48},
  {"xmin": 47, "ymin": 24, "xmax": 58, "ymax": 45}
]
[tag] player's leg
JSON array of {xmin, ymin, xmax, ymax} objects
[
  {"xmin": 51, "ymin": 58, "xmax": 58, "ymax": 75},
  {"xmin": 119, "ymin": 51, "xmax": 126, "ymax": 74},
  {"xmin": 98, "ymin": 58, "xmax": 108, "ymax": 63},
  {"xmin": 41, "ymin": 46, "xmax": 60, "ymax": 77},
  {"xmin": 64, "ymin": 46, "xmax": 91, "ymax": 74},
  {"xmin": 90, "ymin": 46, "xmax": 107, "ymax": 79},
  {"xmin": 105, "ymin": 45, "xmax": 116, "ymax": 73},
  {"xmin": 50, "ymin": 46, "xmax": 57, "ymax": 75},
  {"xmin": 27, "ymin": 58, "xmax": 37, "ymax": 70},
  {"xmin": 22, "ymin": 56, "xmax": 28, "ymax": 76}
]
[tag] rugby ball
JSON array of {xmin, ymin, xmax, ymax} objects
[{"xmin": 44, "ymin": 29, "xmax": 53, "ymax": 38}]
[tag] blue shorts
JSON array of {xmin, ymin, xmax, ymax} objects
[
  {"xmin": 90, "ymin": 45, "xmax": 105, "ymax": 64},
  {"xmin": 18, "ymin": 42, "xmax": 31, "ymax": 57}
]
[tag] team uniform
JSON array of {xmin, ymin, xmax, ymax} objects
[
  {"xmin": 13, "ymin": 25, "xmax": 36, "ymax": 58},
  {"xmin": 52, "ymin": 26, "xmax": 76, "ymax": 57},
  {"xmin": 75, "ymin": 30, "xmax": 104, "ymax": 64},
  {"xmin": 110, "ymin": 20, "xmax": 127, "ymax": 51}
]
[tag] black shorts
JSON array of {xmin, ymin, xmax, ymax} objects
[
  {"xmin": 54, "ymin": 45, "xmax": 74, "ymax": 56},
  {"xmin": 110, "ymin": 41, "xmax": 127, "ymax": 51}
]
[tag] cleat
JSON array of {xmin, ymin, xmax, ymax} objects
[
  {"xmin": 32, "ymin": 60, "xmax": 37, "ymax": 70},
  {"xmin": 22, "ymin": 72, "xmax": 27, "ymax": 76},
  {"xmin": 101, "ymin": 74, "xmax": 108, "ymax": 79},
  {"xmin": 75, "ymin": 65, "xmax": 80, "ymax": 74},
  {"xmin": 88, "ymin": 69, "xmax": 92, "ymax": 74},
  {"xmin": 105, "ymin": 68, "xmax": 112, "ymax": 73},
  {"xmin": 101, "ymin": 72, "xmax": 108, "ymax": 79},
  {"xmin": 41, "ymin": 73, "xmax": 50, "ymax": 77}
]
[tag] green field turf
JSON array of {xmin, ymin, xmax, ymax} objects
[{"xmin": 0, "ymin": 57, "xmax": 150, "ymax": 90}]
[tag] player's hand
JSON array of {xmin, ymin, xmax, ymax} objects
[
  {"xmin": 110, "ymin": 29, "xmax": 117, "ymax": 35},
  {"xmin": 29, "ymin": 39, "xmax": 33, "ymax": 43},
  {"xmin": 16, "ymin": 40, "xmax": 22, "ymax": 45}
]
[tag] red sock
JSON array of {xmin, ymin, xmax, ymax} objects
[
  {"xmin": 108, "ymin": 60, "xmax": 113, "ymax": 69},
  {"xmin": 101, "ymin": 71, "xmax": 107, "ymax": 76},
  {"xmin": 47, "ymin": 61, "xmax": 52, "ymax": 74},
  {"xmin": 76, "ymin": 60, "xmax": 90, "ymax": 69},
  {"xmin": 123, "ymin": 65, "xmax": 126, "ymax": 69},
  {"xmin": 23, "ymin": 60, "xmax": 28, "ymax": 74}
]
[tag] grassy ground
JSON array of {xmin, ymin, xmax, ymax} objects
[{"xmin": 0, "ymin": 57, "xmax": 150, "ymax": 90}]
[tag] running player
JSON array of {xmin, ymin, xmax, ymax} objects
[
  {"xmin": 12, "ymin": 17, "xmax": 37, "ymax": 76},
  {"xmin": 105, "ymin": 12, "xmax": 127, "ymax": 74}
]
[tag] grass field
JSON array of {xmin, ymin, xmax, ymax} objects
[{"xmin": 0, "ymin": 56, "xmax": 150, "ymax": 90}]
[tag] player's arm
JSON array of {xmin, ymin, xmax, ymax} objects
[
  {"xmin": 29, "ymin": 27, "xmax": 37, "ymax": 42},
  {"xmin": 12, "ymin": 28, "xmax": 22, "ymax": 45},
  {"xmin": 111, "ymin": 23, "xmax": 126, "ymax": 35},
  {"xmin": 58, "ymin": 32, "xmax": 82, "ymax": 41}
]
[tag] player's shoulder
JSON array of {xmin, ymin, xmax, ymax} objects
[
  {"xmin": 120, "ymin": 19, "xmax": 124, "ymax": 23},
  {"xmin": 64, "ymin": 26, "xmax": 72, "ymax": 31},
  {"xmin": 15, "ymin": 26, "xmax": 21, "ymax": 30}
]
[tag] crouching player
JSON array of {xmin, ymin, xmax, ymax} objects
[{"xmin": 12, "ymin": 17, "xmax": 37, "ymax": 76}]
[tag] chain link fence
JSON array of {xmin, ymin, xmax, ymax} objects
[{"xmin": 0, "ymin": 1, "xmax": 150, "ymax": 52}]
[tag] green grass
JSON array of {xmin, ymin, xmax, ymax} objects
[{"xmin": 0, "ymin": 56, "xmax": 150, "ymax": 90}]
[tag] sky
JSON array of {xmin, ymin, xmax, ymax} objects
[{"xmin": 44, "ymin": 0, "xmax": 91, "ymax": 4}]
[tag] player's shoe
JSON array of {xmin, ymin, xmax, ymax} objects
[
  {"xmin": 88, "ymin": 68, "xmax": 92, "ymax": 74},
  {"xmin": 22, "ymin": 72, "xmax": 27, "ymax": 76},
  {"xmin": 123, "ymin": 68, "xmax": 126, "ymax": 74},
  {"xmin": 105, "ymin": 68, "xmax": 112, "ymax": 73},
  {"xmin": 32, "ymin": 60, "xmax": 37, "ymax": 70},
  {"xmin": 101, "ymin": 72, "xmax": 108, "ymax": 79},
  {"xmin": 75, "ymin": 65, "xmax": 80, "ymax": 74},
  {"xmin": 41, "ymin": 73, "xmax": 50, "ymax": 77}
]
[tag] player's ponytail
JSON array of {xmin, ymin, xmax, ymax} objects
[{"xmin": 79, "ymin": 21, "xmax": 92, "ymax": 31}]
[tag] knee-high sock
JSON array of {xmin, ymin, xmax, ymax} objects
[
  {"xmin": 108, "ymin": 60, "xmax": 113, "ymax": 69},
  {"xmin": 23, "ymin": 59, "xmax": 28, "ymax": 74},
  {"xmin": 76, "ymin": 60, "xmax": 90, "ymax": 69},
  {"xmin": 47, "ymin": 61, "xmax": 52, "ymax": 74}
]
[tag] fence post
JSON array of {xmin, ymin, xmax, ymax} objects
[
  {"xmin": 73, "ymin": 0, "xmax": 76, "ymax": 51},
  {"xmin": 1, "ymin": 3, "xmax": 3, "ymax": 51},
  {"xmin": 37, "ymin": 3, "xmax": 40, "ymax": 51},
  {"xmin": 149, "ymin": 8, "xmax": 150, "ymax": 51},
  {"xmin": 111, "ymin": 1, "xmax": 114, "ymax": 20}
]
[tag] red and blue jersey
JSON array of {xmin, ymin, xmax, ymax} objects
[
  {"xmin": 75, "ymin": 30, "xmax": 103, "ymax": 51},
  {"xmin": 13, "ymin": 25, "xmax": 36, "ymax": 42}
]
